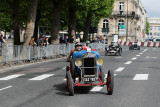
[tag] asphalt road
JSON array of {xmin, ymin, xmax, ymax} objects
[{"xmin": 0, "ymin": 46, "xmax": 160, "ymax": 107}]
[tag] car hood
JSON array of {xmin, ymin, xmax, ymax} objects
[{"xmin": 72, "ymin": 50, "xmax": 101, "ymax": 60}]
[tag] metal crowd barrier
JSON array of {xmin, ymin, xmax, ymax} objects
[{"xmin": 0, "ymin": 43, "xmax": 105, "ymax": 66}]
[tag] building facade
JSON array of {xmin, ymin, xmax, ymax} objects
[
  {"xmin": 147, "ymin": 18, "xmax": 160, "ymax": 42},
  {"xmin": 97, "ymin": 0, "xmax": 147, "ymax": 44}
]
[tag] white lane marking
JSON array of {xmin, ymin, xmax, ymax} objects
[
  {"xmin": 115, "ymin": 67, "xmax": 125, "ymax": 72},
  {"xmin": 146, "ymin": 56, "xmax": 158, "ymax": 59},
  {"xmin": 133, "ymin": 74, "xmax": 149, "ymax": 80},
  {"xmin": 90, "ymin": 86, "xmax": 103, "ymax": 92},
  {"xmin": 139, "ymin": 53, "xmax": 143, "ymax": 55},
  {"xmin": 62, "ymin": 67, "xmax": 66, "ymax": 70},
  {"xmin": 29, "ymin": 74, "xmax": 55, "ymax": 80},
  {"xmin": 0, "ymin": 86, "xmax": 12, "ymax": 91},
  {"xmin": 0, "ymin": 74, "xmax": 25, "ymax": 80},
  {"xmin": 125, "ymin": 61, "xmax": 132, "ymax": 65},
  {"xmin": 63, "ymin": 78, "xmax": 79, "ymax": 81},
  {"xmin": 131, "ymin": 57, "xmax": 137, "ymax": 60},
  {"xmin": 136, "ymin": 55, "xmax": 140, "ymax": 57},
  {"xmin": 115, "ymin": 57, "xmax": 122, "ymax": 58},
  {"xmin": 105, "ymin": 74, "xmax": 117, "ymax": 78}
]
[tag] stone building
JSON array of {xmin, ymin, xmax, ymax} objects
[
  {"xmin": 97, "ymin": 0, "xmax": 147, "ymax": 44},
  {"xmin": 147, "ymin": 18, "xmax": 160, "ymax": 42}
]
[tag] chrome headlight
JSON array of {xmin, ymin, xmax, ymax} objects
[
  {"xmin": 75, "ymin": 59, "xmax": 82, "ymax": 67},
  {"xmin": 96, "ymin": 58, "xmax": 103, "ymax": 65}
]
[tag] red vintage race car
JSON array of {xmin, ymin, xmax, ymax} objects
[{"xmin": 66, "ymin": 49, "xmax": 114, "ymax": 96}]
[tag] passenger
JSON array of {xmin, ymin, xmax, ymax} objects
[{"xmin": 86, "ymin": 41, "xmax": 91, "ymax": 48}]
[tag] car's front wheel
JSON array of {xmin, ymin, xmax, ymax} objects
[
  {"xmin": 106, "ymin": 70, "xmax": 114, "ymax": 95},
  {"xmin": 66, "ymin": 67, "xmax": 74, "ymax": 96}
]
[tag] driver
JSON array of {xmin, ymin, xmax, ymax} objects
[
  {"xmin": 68, "ymin": 43, "xmax": 83, "ymax": 60},
  {"xmin": 109, "ymin": 41, "xmax": 114, "ymax": 48}
]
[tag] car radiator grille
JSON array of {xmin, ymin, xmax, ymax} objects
[{"xmin": 83, "ymin": 58, "xmax": 95, "ymax": 75}]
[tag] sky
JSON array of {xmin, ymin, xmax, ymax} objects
[{"xmin": 141, "ymin": 0, "xmax": 160, "ymax": 18}]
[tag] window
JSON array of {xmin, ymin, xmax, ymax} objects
[
  {"xmin": 150, "ymin": 32, "xmax": 152, "ymax": 35},
  {"xmin": 118, "ymin": 20, "xmax": 124, "ymax": 31},
  {"xmin": 103, "ymin": 19, "xmax": 109, "ymax": 28},
  {"xmin": 119, "ymin": 2, "xmax": 124, "ymax": 15},
  {"xmin": 154, "ymin": 26, "xmax": 160, "ymax": 31},
  {"xmin": 154, "ymin": 33, "xmax": 157, "ymax": 36},
  {"xmin": 149, "ymin": 26, "xmax": 152, "ymax": 31}
]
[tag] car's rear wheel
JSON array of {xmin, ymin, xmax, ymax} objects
[
  {"xmin": 106, "ymin": 70, "xmax": 114, "ymax": 95},
  {"xmin": 66, "ymin": 67, "xmax": 74, "ymax": 96}
]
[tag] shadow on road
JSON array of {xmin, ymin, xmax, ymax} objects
[{"xmin": 53, "ymin": 83, "xmax": 94, "ymax": 96}]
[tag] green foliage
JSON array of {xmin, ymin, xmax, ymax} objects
[
  {"xmin": 0, "ymin": 0, "xmax": 114, "ymax": 40},
  {"xmin": 146, "ymin": 18, "xmax": 149, "ymax": 34}
]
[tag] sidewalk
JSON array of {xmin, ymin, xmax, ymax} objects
[{"xmin": 0, "ymin": 56, "xmax": 67, "ymax": 73}]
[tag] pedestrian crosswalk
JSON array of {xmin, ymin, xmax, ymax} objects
[
  {"xmin": 0, "ymin": 74, "xmax": 25, "ymax": 80},
  {"xmin": 0, "ymin": 73, "xmax": 150, "ymax": 81},
  {"xmin": 29, "ymin": 74, "xmax": 55, "ymax": 81}
]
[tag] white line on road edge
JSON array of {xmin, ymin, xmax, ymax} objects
[
  {"xmin": 0, "ymin": 86, "xmax": 12, "ymax": 91},
  {"xmin": 90, "ymin": 86, "xmax": 103, "ymax": 92},
  {"xmin": 29, "ymin": 74, "xmax": 55, "ymax": 80},
  {"xmin": 136, "ymin": 55, "xmax": 140, "ymax": 57},
  {"xmin": 115, "ymin": 67, "xmax": 125, "ymax": 72},
  {"xmin": 125, "ymin": 61, "xmax": 132, "ymax": 65},
  {"xmin": 133, "ymin": 74, "xmax": 149, "ymax": 80},
  {"xmin": 131, "ymin": 57, "xmax": 137, "ymax": 60},
  {"xmin": 0, "ymin": 74, "xmax": 25, "ymax": 80},
  {"xmin": 62, "ymin": 67, "xmax": 66, "ymax": 70}
]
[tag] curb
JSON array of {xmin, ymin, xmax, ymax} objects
[{"xmin": 0, "ymin": 57, "xmax": 67, "ymax": 73}]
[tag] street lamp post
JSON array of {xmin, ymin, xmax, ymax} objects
[{"xmin": 126, "ymin": 0, "xmax": 128, "ymax": 42}]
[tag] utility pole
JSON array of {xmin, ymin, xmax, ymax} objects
[{"xmin": 126, "ymin": 0, "xmax": 128, "ymax": 42}]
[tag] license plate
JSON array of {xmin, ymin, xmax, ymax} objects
[{"xmin": 82, "ymin": 78, "xmax": 96, "ymax": 82}]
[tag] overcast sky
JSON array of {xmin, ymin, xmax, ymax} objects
[{"xmin": 141, "ymin": 0, "xmax": 160, "ymax": 18}]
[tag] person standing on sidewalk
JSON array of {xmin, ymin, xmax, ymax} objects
[{"xmin": 0, "ymin": 34, "xmax": 6, "ymax": 56}]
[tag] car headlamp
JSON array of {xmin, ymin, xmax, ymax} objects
[
  {"xmin": 96, "ymin": 58, "xmax": 103, "ymax": 65},
  {"xmin": 75, "ymin": 59, "xmax": 82, "ymax": 67}
]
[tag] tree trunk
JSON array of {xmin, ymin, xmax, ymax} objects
[
  {"xmin": 50, "ymin": 0, "xmax": 64, "ymax": 44},
  {"xmin": 33, "ymin": 8, "xmax": 41, "ymax": 42},
  {"xmin": 12, "ymin": 0, "xmax": 20, "ymax": 45},
  {"xmin": 24, "ymin": 0, "xmax": 38, "ymax": 45},
  {"xmin": 83, "ymin": 13, "xmax": 92, "ymax": 42},
  {"xmin": 68, "ymin": 1, "xmax": 76, "ymax": 42}
]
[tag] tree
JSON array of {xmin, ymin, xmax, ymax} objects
[
  {"xmin": 50, "ymin": 0, "xmax": 65, "ymax": 44},
  {"xmin": 76, "ymin": 0, "xmax": 114, "ymax": 42},
  {"xmin": 146, "ymin": 18, "xmax": 149, "ymax": 35},
  {"xmin": 23, "ymin": 0, "xmax": 38, "ymax": 45}
]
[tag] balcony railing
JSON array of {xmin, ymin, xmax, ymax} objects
[{"xmin": 111, "ymin": 11, "xmax": 140, "ymax": 19}]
